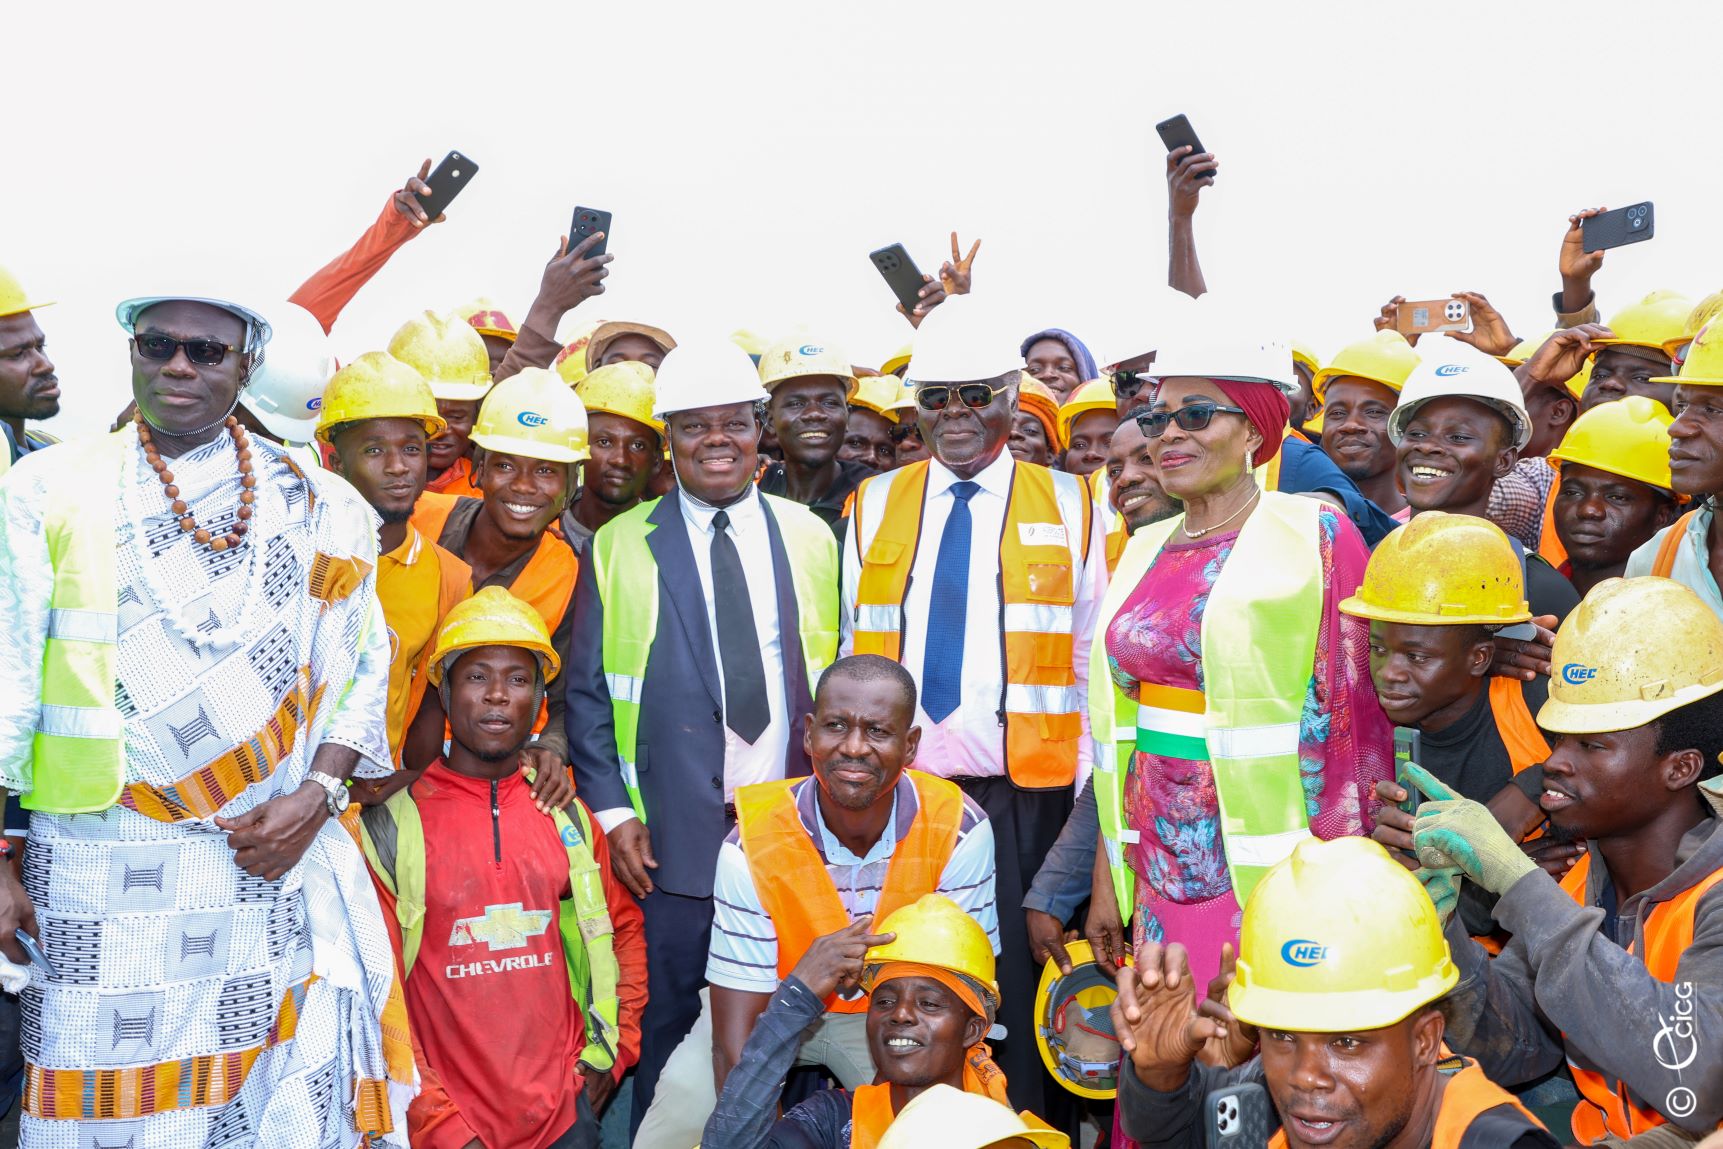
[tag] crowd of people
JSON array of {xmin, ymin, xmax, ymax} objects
[{"xmin": 0, "ymin": 141, "xmax": 1720, "ymax": 1149}]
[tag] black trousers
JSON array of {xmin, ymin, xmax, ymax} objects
[
  {"xmin": 629, "ymin": 887, "xmax": 717, "ymax": 1135},
  {"xmin": 953, "ymin": 774, "xmax": 1074, "ymax": 1119}
]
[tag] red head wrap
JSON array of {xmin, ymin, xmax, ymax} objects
[{"xmin": 1214, "ymin": 379, "xmax": 1290, "ymax": 466}]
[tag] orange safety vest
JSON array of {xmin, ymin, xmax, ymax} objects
[
  {"xmin": 849, "ymin": 1083, "xmax": 899, "ymax": 1149},
  {"xmin": 411, "ymin": 493, "xmax": 578, "ymax": 735},
  {"xmin": 1651, "ymin": 508, "xmax": 1702, "ymax": 578},
  {"xmin": 1488, "ymin": 677, "xmax": 1549, "ymax": 776},
  {"xmin": 1269, "ymin": 1060, "xmax": 1540, "ymax": 1149},
  {"xmin": 1559, "ymin": 852, "xmax": 1723, "ymax": 1142},
  {"xmin": 851, "ymin": 461, "xmax": 1089, "ymax": 789},
  {"xmin": 1537, "ymin": 464, "xmax": 1568, "ymax": 571},
  {"xmin": 424, "ymin": 456, "xmax": 483, "ymax": 499},
  {"xmin": 737, "ymin": 772, "xmax": 964, "ymax": 1014}
]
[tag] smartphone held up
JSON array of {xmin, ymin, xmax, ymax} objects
[
  {"xmin": 413, "ymin": 151, "xmax": 479, "ymax": 220},
  {"xmin": 1582, "ymin": 202, "xmax": 1655, "ymax": 253}
]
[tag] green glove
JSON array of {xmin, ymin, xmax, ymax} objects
[{"xmin": 1404, "ymin": 763, "xmax": 1537, "ymax": 896}]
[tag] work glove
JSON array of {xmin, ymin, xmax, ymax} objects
[
  {"xmin": 1405, "ymin": 763, "xmax": 1538, "ymax": 897},
  {"xmin": 1417, "ymin": 861, "xmax": 1464, "ymax": 927}
]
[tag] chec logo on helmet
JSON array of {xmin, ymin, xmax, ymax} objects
[
  {"xmin": 306, "ymin": 397, "xmax": 323, "ymax": 411},
  {"xmin": 517, "ymin": 410, "xmax": 549, "ymax": 428},
  {"xmin": 1562, "ymin": 663, "xmax": 1599, "ymax": 685},
  {"xmin": 1434, "ymin": 364, "xmax": 1469, "ymax": 378},
  {"xmin": 1280, "ymin": 939, "xmax": 1329, "ymax": 968},
  {"xmin": 798, "ymin": 344, "xmax": 824, "ymax": 356}
]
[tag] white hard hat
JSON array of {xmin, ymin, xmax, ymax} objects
[
  {"xmin": 1389, "ymin": 339, "xmax": 1532, "ymax": 451},
  {"xmin": 116, "ymin": 292, "xmax": 273, "ymax": 355},
  {"xmin": 906, "ymin": 300, "xmax": 1021, "ymax": 385},
  {"xmin": 239, "ymin": 302, "xmax": 335, "ymax": 443},
  {"xmin": 877, "ymin": 1085, "xmax": 1069, "ymax": 1149},
  {"xmin": 1147, "ymin": 335, "xmax": 1295, "ymax": 394},
  {"xmin": 651, "ymin": 341, "xmax": 770, "ymax": 419}
]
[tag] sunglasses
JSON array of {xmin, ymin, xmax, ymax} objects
[
  {"xmin": 134, "ymin": 333, "xmax": 238, "ymax": 367},
  {"xmin": 1112, "ymin": 369, "xmax": 1155, "ymax": 400},
  {"xmin": 1136, "ymin": 403, "xmax": 1249, "ymax": 438},
  {"xmin": 914, "ymin": 382, "xmax": 1010, "ymax": 412}
]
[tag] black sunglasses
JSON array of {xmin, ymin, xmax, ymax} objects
[
  {"xmin": 1112, "ymin": 369, "xmax": 1153, "ymax": 399},
  {"xmin": 914, "ymin": 382, "xmax": 1010, "ymax": 412},
  {"xmin": 1136, "ymin": 403, "xmax": 1249, "ymax": 438},
  {"xmin": 134, "ymin": 333, "xmax": 237, "ymax": 367}
]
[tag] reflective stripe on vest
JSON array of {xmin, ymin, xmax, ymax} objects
[
  {"xmin": 359, "ymin": 790, "xmax": 624, "ymax": 1073},
  {"xmin": 736, "ymin": 771, "xmax": 964, "ymax": 1014},
  {"xmin": 1092, "ymin": 492, "xmax": 1324, "ymax": 918},
  {"xmin": 591, "ymin": 494, "xmax": 840, "ymax": 822},
  {"xmin": 1538, "ymin": 462, "xmax": 1568, "ymax": 569},
  {"xmin": 1652, "ymin": 508, "xmax": 1701, "ymax": 579},
  {"xmin": 1268, "ymin": 1059, "xmax": 1542, "ymax": 1149},
  {"xmin": 1560, "ymin": 853, "xmax": 1723, "ymax": 1142},
  {"xmin": 28, "ymin": 431, "xmax": 130, "ymax": 813},
  {"xmin": 851, "ymin": 461, "xmax": 1090, "ymax": 789},
  {"xmin": 1488, "ymin": 677, "xmax": 1549, "ymax": 775}
]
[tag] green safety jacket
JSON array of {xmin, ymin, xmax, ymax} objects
[
  {"xmin": 359, "ymin": 788, "xmax": 624, "ymax": 1073},
  {"xmin": 589, "ymin": 492, "xmax": 839, "ymax": 821},
  {"xmin": 1090, "ymin": 492, "xmax": 1325, "ymax": 915}
]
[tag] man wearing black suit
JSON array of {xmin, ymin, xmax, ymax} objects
[{"xmin": 566, "ymin": 341, "xmax": 841, "ymax": 1134}]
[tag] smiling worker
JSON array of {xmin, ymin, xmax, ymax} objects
[{"xmin": 757, "ymin": 338, "xmax": 875, "ymax": 534}]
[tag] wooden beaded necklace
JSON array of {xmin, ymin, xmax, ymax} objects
[{"xmin": 134, "ymin": 412, "xmax": 256, "ymax": 551}]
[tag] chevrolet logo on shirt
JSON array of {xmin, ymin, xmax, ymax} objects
[{"xmin": 449, "ymin": 902, "xmax": 554, "ymax": 951}]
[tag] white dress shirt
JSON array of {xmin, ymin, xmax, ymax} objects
[
  {"xmin": 594, "ymin": 486, "xmax": 790, "ymax": 833},
  {"xmin": 841, "ymin": 451, "xmax": 1106, "ymax": 786}
]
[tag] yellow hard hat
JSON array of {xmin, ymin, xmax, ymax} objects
[
  {"xmin": 877, "ymin": 1085, "xmax": 1069, "ymax": 1149},
  {"xmin": 848, "ymin": 374, "xmax": 903, "ymax": 424},
  {"xmin": 1339, "ymin": 512, "xmax": 1531, "ymax": 627},
  {"xmin": 731, "ymin": 327, "xmax": 773, "ymax": 364},
  {"xmin": 470, "ymin": 367, "xmax": 590, "ymax": 463},
  {"xmin": 861, "ymin": 894, "xmax": 999, "ymax": 1014},
  {"xmin": 0, "ymin": 265, "xmax": 53, "ymax": 318},
  {"xmin": 881, "ymin": 344, "xmax": 913, "ymax": 376},
  {"xmin": 586, "ymin": 320, "xmax": 677, "ymax": 373},
  {"xmin": 315, "ymin": 352, "xmax": 445, "ymax": 445},
  {"xmin": 552, "ymin": 318, "xmax": 605, "ymax": 388},
  {"xmin": 1536, "ymin": 578, "xmax": 1723, "ymax": 734},
  {"xmin": 1291, "ymin": 340, "xmax": 1321, "ymax": 382},
  {"xmin": 1665, "ymin": 291, "xmax": 1723, "ymax": 362},
  {"xmin": 1592, "ymin": 290, "xmax": 1690, "ymax": 356},
  {"xmin": 388, "ymin": 311, "xmax": 494, "ymax": 402},
  {"xmin": 458, "ymin": 297, "xmax": 519, "ymax": 342},
  {"xmin": 427, "ymin": 586, "xmax": 560, "ymax": 686},
  {"xmin": 758, "ymin": 337, "xmax": 859, "ymax": 397},
  {"xmin": 1016, "ymin": 376, "xmax": 1060, "ymax": 445},
  {"xmin": 1310, "ymin": 330, "xmax": 1419, "ymax": 402},
  {"xmin": 1034, "ymin": 940, "xmax": 1119, "ymax": 1099},
  {"xmin": 1055, "ymin": 379, "xmax": 1118, "ymax": 450},
  {"xmin": 1652, "ymin": 320, "xmax": 1723, "ymax": 389},
  {"xmin": 576, "ymin": 361, "xmax": 664, "ymax": 434},
  {"xmin": 1546, "ymin": 395, "xmax": 1675, "ymax": 493},
  {"xmin": 1229, "ymin": 836, "xmax": 1458, "ymax": 1034}
]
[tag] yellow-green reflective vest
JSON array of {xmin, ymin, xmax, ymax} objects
[
  {"xmin": 589, "ymin": 493, "xmax": 840, "ymax": 822},
  {"xmin": 1090, "ymin": 492, "xmax": 1325, "ymax": 916},
  {"xmin": 14, "ymin": 432, "xmax": 130, "ymax": 813},
  {"xmin": 359, "ymin": 789, "xmax": 624, "ymax": 1073}
]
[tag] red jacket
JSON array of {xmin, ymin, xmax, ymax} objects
[{"xmin": 368, "ymin": 761, "xmax": 646, "ymax": 1149}]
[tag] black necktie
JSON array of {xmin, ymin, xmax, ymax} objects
[{"xmin": 711, "ymin": 509, "xmax": 770, "ymax": 743}]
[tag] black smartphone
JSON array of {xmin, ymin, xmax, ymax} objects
[
  {"xmin": 570, "ymin": 205, "xmax": 611, "ymax": 260},
  {"xmin": 413, "ymin": 151, "xmax": 479, "ymax": 220},
  {"xmin": 1157, "ymin": 114, "xmax": 1208, "ymax": 158},
  {"xmin": 1582, "ymin": 202, "xmax": 1655, "ymax": 253},
  {"xmin": 869, "ymin": 244, "xmax": 928, "ymax": 313},
  {"xmin": 1394, "ymin": 726, "xmax": 1423, "ymax": 818},
  {"xmin": 1205, "ymin": 1083, "xmax": 1271, "ymax": 1149}
]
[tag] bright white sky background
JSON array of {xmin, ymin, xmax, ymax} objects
[{"xmin": 9, "ymin": 0, "xmax": 1722, "ymax": 439}]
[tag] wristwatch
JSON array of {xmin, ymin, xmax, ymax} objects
[{"xmin": 305, "ymin": 771, "xmax": 351, "ymax": 819}]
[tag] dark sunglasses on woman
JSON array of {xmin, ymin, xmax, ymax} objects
[{"xmin": 1135, "ymin": 403, "xmax": 1248, "ymax": 438}]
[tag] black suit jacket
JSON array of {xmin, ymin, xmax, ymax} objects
[{"xmin": 566, "ymin": 489, "xmax": 816, "ymax": 897}]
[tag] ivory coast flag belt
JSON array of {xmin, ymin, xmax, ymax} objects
[{"xmin": 1134, "ymin": 682, "xmax": 1207, "ymax": 762}]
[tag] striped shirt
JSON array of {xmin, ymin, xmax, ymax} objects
[{"xmin": 707, "ymin": 773, "xmax": 999, "ymax": 994}]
